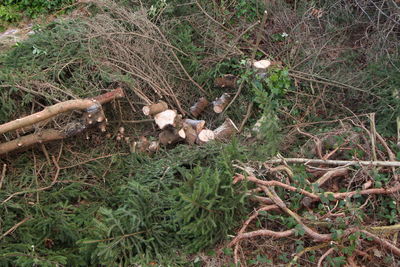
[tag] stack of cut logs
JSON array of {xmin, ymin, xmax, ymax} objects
[{"xmin": 131, "ymin": 94, "xmax": 239, "ymax": 153}]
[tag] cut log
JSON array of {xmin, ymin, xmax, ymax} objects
[
  {"xmin": 214, "ymin": 74, "xmax": 237, "ymax": 89},
  {"xmin": 190, "ymin": 97, "xmax": 209, "ymax": 117},
  {"xmin": 130, "ymin": 136, "xmax": 150, "ymax": 153},
  {"xmin": 213, "ymin": 93, "xmax": 231, "ymax": 113},
  {"xmin": 184, "ymin": 119, "xmax": 205, "ymax": 134},
  {"xmin": 159, "ymin": 128, "xmax": 185, "ymax": 146},
  {"xmin": 183, "ymin": 123, "xmax": 198, "ymax": 145},
  {"xmin": 214, "ymin": 118, "xmax": 239, "ymax": 141},
  {"xmin": 174, "ymin": 114, "xmax": 184, "ymax": 128},
  {"xmin": 178, "ymin": 128, "xmax": 186, "ymax": 139},
  {"xmin": 0, "ymin": 88, "xmax": 124, "ymax": 135},
  {"xmin": 154, "ymin": 110, "xmax": 177, "ymax": 130},
  {"xmin": 196, "ymin": 129, "xmax": 215, "ymax": 144},
  {"xmin": 253, "ymin": 59, "xmax": 271, "ymax": 71},
  {"xmin": 148, "ymin": 141, "xmax": 160, "ymax": 153},
  {"xmin": 142, "ymin": 101, "xmax": 168, "ymax": 116},
  {"xmin": 252, "ymin": 59, "xmax": 272, "ymax": 78}
]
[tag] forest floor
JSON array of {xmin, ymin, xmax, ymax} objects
[{"xmin": 0, "ymin": 1, "xmax": 399, "ymax": 266}]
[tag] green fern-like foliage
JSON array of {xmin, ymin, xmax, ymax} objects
[
  {"xmin": 76, "ymin": 143, "xmax": 249, "ymax": 265},
  {"xmin": 173, "ymin": 164, "xmax": 246, "ymax": 253}
]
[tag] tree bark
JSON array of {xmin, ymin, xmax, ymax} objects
[
  {"xmin": 190, "ymin": 97, "xmax": 209, "ymax": 117},
  {"xmin": 142, "ymin": 101, "xmax": 168, "ymax": 116},
  {"xmin": 0, "ymin": 88, "xmax": 124, "ymax": 135},
  {"xmin": 214, "ymin": 118, "xmax": 238, "ymax": 141},
  {"xmin": 213, "ymin": 93, "xmax": 231, "ymax": 113}
]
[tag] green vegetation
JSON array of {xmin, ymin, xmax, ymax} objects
[
  {"xmin": 0, "ymin": 0, "xmax": 75, "ymax": 31},
  {"xmin": 0, "ymin": 0, "xmax": 399, "ymax": 266}
]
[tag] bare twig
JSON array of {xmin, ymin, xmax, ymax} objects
[
  {"xmin": 264, "ymin": 158, "xmax": 400, "ymax": 167},
  {"xmin": 2, "ymin": 156, "xmax": 60, "ymax": 204},
  {"xmin": 239, "ymin": 102, "xmax": 253, "ymax": 133},
  {"xmin": 234, "ymin": 174, "xmax": 400, "ymax": 202},
  {"xmin": 0, "ymin": 217, "xmax": 31, "ymax": 241},
  {"xmin": 0, "ymin": 164, "xmax": 6, "ymax": 190},
  {"xmin": 369, "ymin": 113, "xmax": 378, "ymax": 161},
  {"xmin": 313, "ymin": 168, "xmax": 348, "ymax": 188},
  {"xmin": 288, "ymin": 243, "xmax": 330, "ymax": 267},
  {"xmin": 317, "ymin": 248, "xmax": 335, "ymax": 267},
  {"xmin": 229, "ymin": 205, "xmax": 279, "ymax": 264},
  {"xmin": 360, "ymin": 230, "xmax": 400, "ymax": 257}
]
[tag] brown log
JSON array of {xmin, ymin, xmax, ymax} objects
[
  {"xmin": 213, "ymin": 93, "xmax": 231, "ymax": 113},
  {"xmin": 214, "ymin": 74, "xmax": 237, "ymax": 89},
  {"xmin": 190, "ymin": 97, "xmax": 209, "ymax": 117},
  {"xmin": 174, "ymin": 115, "xmax": 184, "ymax": 129},
  {"xmin": 183, "ymin": 119, "xmax": 205, "ymax": 134},
  {"xmin": 130, "ymin": 136, "xmax": 150, "ymax": 153},
  {"xmin": 159, "ymin": 128, "xmax": 184, "ymax": 146},
  {"xmin": 0, "ymin": 88, "xmax": 124, "ymax": 135},
  {"xmin": 213, "ymin": 118, "xmax": 239, "ymax": 141},
  {"xmin": 148, "ymin": 141, "xmax": 160, "ymax": 153},
  {"xmin": 196, "ymin": 129, "xmax": 215, "ymax": 144},
  {"xmin": 142, "ymin": 101, "xmax": 168, "ymax": 116},
  {"xmin": 154, "ymin": 110, "xmax": 177, "ymax": 130},
  {"xmin": 183, "ymin": 123, "xmax": 198, "ymax": 145}
]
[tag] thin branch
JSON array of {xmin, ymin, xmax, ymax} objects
[
  {"xmin": 317, "ymin": 248, "xmax": 335, "ymax": 267},
  {"xmin": 2, "ymin": 156, "xmax": 60, "ymax": 204},
  {"xmin": 0, "ymin": 217, "xmax": 31, "ymax": 241},
  {"xmin": 360, "ymin": 230, "xmax": 400, "ymax": 257},
  {"xmin": 264, "ymin": 157, "xmax": 400, "ymax": 167},
  {"xmin": 0, "ymin": 164, "xmax": 6, "ymax": 190}
]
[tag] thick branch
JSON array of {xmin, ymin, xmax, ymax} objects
[
  {"xmin": 0, "ymin": 129, "xmax": 66, "ymax": 156},
  {"xmin": 0, "ymin": 88, "xmax": 124, "ymax": 135}
]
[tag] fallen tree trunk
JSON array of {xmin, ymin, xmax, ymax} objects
[{"xmin": 0, "ymin": 88, "xmax": 124, "ymax": 135}]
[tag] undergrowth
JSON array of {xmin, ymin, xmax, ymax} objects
[
  {"xmin": 0, "ymin": 142, "xmax": 253, "ymax": 266},
  {"xmin": 1, "ymin": 0, "xmax": 400, "ymax": 266},
  {"xmin": 0, "ymin": 0, "xmax": 75, "ymax": 30}
]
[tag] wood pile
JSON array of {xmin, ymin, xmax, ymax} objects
[{"xmin": 130, "ymin": 96, "xmax": 239, "ymax": 153}]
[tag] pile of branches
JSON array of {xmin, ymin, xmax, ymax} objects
[
  {"xmin": 227, "ymin": 118, "xmax": 400, "ymax": 266},
  {"xmin": 0, "ymin": 0, "xmax": 206, "ymax": 144}
]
